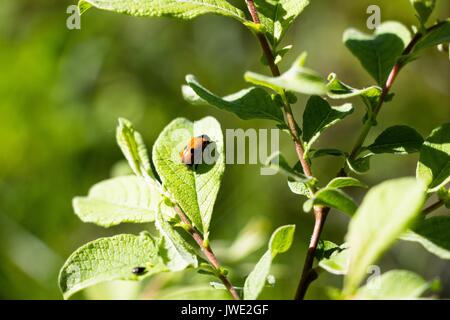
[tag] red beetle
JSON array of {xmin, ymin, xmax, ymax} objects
[{"xmin": 180, "ymin": 134, "xmax": 212, "ymax": 168}]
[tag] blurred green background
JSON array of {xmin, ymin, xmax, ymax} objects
[{"xmin": 0, "ymin": 0, "xmax": 449, "ymax": 299}]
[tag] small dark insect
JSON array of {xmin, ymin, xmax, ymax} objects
[
  {"xmin": 180, "ymin": 134, "xmax": 212, "ymax": 168},
  {"xmin": 131, "ymin": 267, "xmax": 147, "ymax": 275}
]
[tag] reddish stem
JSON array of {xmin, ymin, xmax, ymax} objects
[{"xmin": 175, "ymin": 206, "xmax": 240, "ymax": 300}]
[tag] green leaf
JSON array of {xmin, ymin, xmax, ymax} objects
[
  {"xmin": 243, "ymin": 251, "xmax": 272, "ymax": 300},
  {"xmin": 152, "ymin": 117, "xmax": 225, "ymax": 233},
  {"xmin": 311, "ymin": 148, "xmax": 346, "ymax": 159},
  {"xmin": 244, "ymin": 53, "xmax": 327, "ymax": 96},
  {"xmin": 326, "ymin": 73, "xmax": 382, "ymax": 113},
  {"xmin": 243, "ymin": 225, "xmax": 295, "ymax": 300},
  {"xmin": 288, "ymin": 179, "xmax": 311, "ymax": 197},
  {"xmin": 346, "ymin": 154, "xmax": 371, "ymax": 175},
  {"xmin": 78, "ymin": 0, "xmax": 246, "ymax": 22},
  {"xmin": 253, "ymin": 0, "xmax": 310, "ymax": 48},
  {"xmin": 326, "ymin": 177, "xmax": 368, "ymax": 189},
  {"xmin": 155, "ymin": 210, "xmax": 198, "ymax": 271},
  {"xmin": 183, "ymin": 75, "xmax": 284, "ymax": 123},
  {"xmin": 116, "ymin": 118, "xmax": 153, "ymax": 179},
  {"xmin": 315, "ymin": 240, "xmax": 340, "ymax": 261},
  {"xmin": 243, "ymin": 21, "xmax": 267, "ymax": 34},
  {"xmin": 265, "ymin": 152, "xmax": 311, "ymax": 183},
  {"xmin": 274, "ymin": 44, "xmax": 293, "ymax": 64},
  {"xmin": 326, "ymin": 73, "xmax": 382, "ymax": 101},
  {"xmin": 355, "ymin": 270, "xmax": 431, "ymax": 299},
  {"xmin": 73, "ymin": 175, "xmax": 175, "ymax": 227},
  {"xmin": 303, "ymin": 188, "xmax": 357, "ymax": 216},
  {"xmin": 402, "ymin": 216, "xmax": 450, "ymax": 260},
  {"xmin": 409, "ymin": 0, "xmax": 436, "ymax": 25},
  {"xmin": 269, "ymin": 224, "xmax": 296, "ymax": 257},
  {"xmin": 318, "ymin": 244, "xmax": 350, "ymax": 275},
  {"xmin": 414, "ymin": 20, "xmax": 450, "ymax": 52},
  {"xmin": 287, "ymin": 162, "xmax": 312, "ymax": 197},
  {"xmin": 302, "ymin": 96, "xmax": 353, "ymax": 154},
  {"xmin": 367, "ymin": 125, "xmax": 424, "ymax": 155},
  {"xmin": 343, "ymin": 21, "xmax": 412, "ymax": 85},
  {"xmin": 438, "ymin": 187, "xmax": 450, "ymax": 208},
  {"xmin": 416, "ymin": 123, "xmax": 450, "ymax": 192},
  {"xmin": 59, "ymin": 232, "xmax": 166, "ymax": 299},
  {"xmin": 344, "ymin": 178, "xmax": 426, "ymax": 294}
]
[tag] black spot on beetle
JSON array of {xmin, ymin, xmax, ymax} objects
[{"xmin": 131, "ymin": 267, "xmax": 146, "ymax": 275}]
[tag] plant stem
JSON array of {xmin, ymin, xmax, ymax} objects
[
  {"xmin": 423, "ymin": 199, "xmax": 445, "ymax": 215},
  {"xmin": 348, "ymin": 21, "xmax": 444, "ymax": 162},
  {"xmin": 245, "ymin": 0, "xmax": 327, "ymax": 301},
  {"xmin": 295, "ymin": 207, "xmax": 329, "ymax": 300},
  {"xmin": 245, "ymin": 0, "xmax": 312, "ymax": 177},
  {"xmin": 174, "ymin": 206, "xmax": 241, "ymax": 300},
  {"xmin": 348, "ymin": 62, "xmax": 400, "ymax": 161},
  {"xmin": 294, "ymin": 21, "xmax": 446, "ymax": 298}
]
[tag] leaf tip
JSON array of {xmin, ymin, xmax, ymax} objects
[
  {"xmin": 117, "ymin": 117, "xmax": 132, "ymax": 128},
  {"xmin": 185, "ymin": 74, "xmax": 196, "ymax": 84},
  {"xmin": 78, "ymin": 0, "xmax": 92, "ymax": 15},
  {"xmin": 295, "ymin": 51, "xmax": 308, "ymax": 67}
]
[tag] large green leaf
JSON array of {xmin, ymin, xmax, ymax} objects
[
  {"xmin": 152, "ymin": 117, "xmax": 225, "ymax": 233},
  {"xmin": 414, "ymin": 20, "xmax": 450, "ymax": 52},
  {"xmin": 409, "ymin": 0, "xmax": 436, "ymax": 25},
  {"xmin": 344, "ymin": 178, "xmax": 426, "ymax": 294},
  {"xmin": 78, "ymin": 0, "xmax": 246, "ymax": 21},
  {"xmin": 59, "ymin": 232, "xmax": 166, "ymax": 299},
  {"xmin": 355, "ymin": 270, "xmax": 431, "ymax": 299},
  {"xmin": 244, "ymin": 53, "xmax": 327, "ymax": 96},
  {"xmin": 243, "ymin": 225, "xmax": 295, "ymax": 300},
  {"xmin": 343, "ymin": 21, "xmax": 411, "ymax": 85},
  {"xmin": 73, "ymin": 175, "xmax": 175, "ymax": 227},
  {"xmin": 155, "ymin": 210, "xmax": 198, "ymax": 271},
  {"xmin": 302, "ymin": 96, "xmax": 353, "ymax": 154},
  {"xmin": 253, "ymin": 0, "xmax": 310, "ymax": 48},
  {"xmin": 367, "ymin": 125, "xmax": 424, "ymax": 155},
  {"xmin": 416, "ymin": 123, "xmax": 450, "ymax": 192},
  {"xmin": 183, "ymin": 75, "xmax": 284, "ymax": 123},
  {"xmin": 116, "ymin": 118, "xmax": 153, "ymax": 179},
  {"xmin": 402, "ymin": 216, "xmax": 450, "ymax": 260},
  {"xmin": 303, "ymin": 188, "xmax": 357, "ymax": 216}
]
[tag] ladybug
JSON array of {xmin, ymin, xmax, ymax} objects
[
  {"xmin": 180, "ymin": 134, "xmax": 212, "ymax": 168},
  {"xmin": 131, "ymin": 267, "xmax": 147, "ymax": 275}
]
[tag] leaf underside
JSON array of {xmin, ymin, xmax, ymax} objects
[
  {"xmin": 78, "ymin": 0, "xmax": 246, "ymax": 21},
  {"xmin": 59, "ymin": 233, "xmax": 166, "ymax": 299}
]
